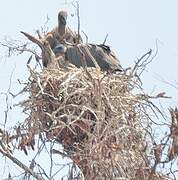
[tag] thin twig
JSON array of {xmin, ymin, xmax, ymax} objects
[
  {"xmin": 0, "ymin": 141, "xmax": 43, "ymax": 180},
  {"xmin": 102, "ymin": 34, "xmax": 108, "ymax": 45}
]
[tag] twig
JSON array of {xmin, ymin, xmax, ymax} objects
[
  {"xmin": 73, "ymin": 1, "xmax": 80, "ymax": 44},
  {"xmin": 0, "ymin": 140, "xmax": 43, "ymax": 180},
  {"xmin": 0, "ymin": 41, "xmax": 40, "ymax": 59},
  {"xmin": 82, "ymin": 31, "xmax": 88, "ymax": 43},
  {"xmin": 132, "ymin": 49, "xmax": 152, "ymax": 75},
  {"xmin": 49, "ymin": 142, "xmax": 54, "ymax": 178},
  {"xmin": 36, "ymin": 30, "xmax": 42, "ymax": 39},
  {"xmin": 2, "ymin": 66, "xmax": 16, "ymax": 129},
  {"xmin": 102, "ymin": 34, "xmax": 108, "ymax": 45}
]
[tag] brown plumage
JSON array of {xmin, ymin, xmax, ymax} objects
[
  {"xmin": 42, "ymin": 11, "xmax": 122, "ymax": 71},
  {"xmin": 45, "ymin": 11, "xmax": 82, "ymax": 49}
]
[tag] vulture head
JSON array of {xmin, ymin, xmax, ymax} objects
[
  {"xmin": 53, "ymin": 43, "xmax": 67, "ymax": 55},
  {"xmin": 58, "ymin": 11, "xmax": 68, "ymax": 26}
]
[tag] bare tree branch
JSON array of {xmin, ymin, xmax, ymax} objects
[{"xmin": 0, "ymin": 140, "xmax": 44, "ymax": 180}]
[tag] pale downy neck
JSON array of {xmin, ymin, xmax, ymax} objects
[{"xmin": 58, "ymin": 21, "xmax": 66, "ymax": 37}]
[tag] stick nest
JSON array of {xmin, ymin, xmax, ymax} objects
[{"xmin": 18, "ymin": 66, "xmax": 168, "ymax": 180}]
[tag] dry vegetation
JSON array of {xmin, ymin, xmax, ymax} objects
[
  {"xmin": 2, "ymin": 60, "xmax": 174, "ymax": 179},
  {"xmin": 0, "ymin": 24, "xmax": 178, "ymax": 180}
]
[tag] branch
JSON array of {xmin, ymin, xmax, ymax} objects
[
  {"xmin": 0, "ymin": 40, "xmax": 40, "ymax": 58},
  {"xmin": 0, "ymin": 140, "xmax": 44, "ymax": 180},
  {"xmin": 21, "ymin": 31, "xmax": 57, "ymax": 68},
  {"xmin": 21, "ymin": 31, "xmax": 43, "ymax": 49},
  {"xmin": 82, "ymin": 31, "xmax": 88, "ymax": 43},
  {"xmin": 72, "ymin": 1, "xmax": 80, "ymax": 44},
  {"xmin": 132, "ymin": 49, "xmax": 152, "ymax": 74},
  {"xmin": 102, "ymin": 34, "xmax": 108, "ymax": 45}
]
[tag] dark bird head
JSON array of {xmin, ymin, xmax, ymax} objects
[
  {"xmin": 53, "ymin": 43, "xmax": 67, "ymax": 55},
  {"xmin": 58, "ymin": 11, "xmax": 68, "ymax": 26}
]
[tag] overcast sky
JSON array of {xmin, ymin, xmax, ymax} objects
[
  {"xmin": 0, "ymin": 0, "xmax": 178, "ymax": 178},
  {"xmin": 0, "ymin": 0, "xmax": 177, "ymax": 100}
]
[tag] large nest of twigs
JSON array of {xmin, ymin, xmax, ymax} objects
[{"xmin": 18, "ymin": 65, "xmax": 168, "ymax": 180}]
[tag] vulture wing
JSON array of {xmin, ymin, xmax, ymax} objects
[{"xmin": 65, "ymin": 44, "xmax": 122, "ymax": 71}]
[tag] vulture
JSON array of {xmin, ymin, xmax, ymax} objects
[
  {"xmin": 46, "ymin": 11, "xmax": 122, "ymax": 71},
  {"xmin": 66, "ymin": 44, "xmax": 122, "ymax": 72},
  {"xmin": 43, "ymin": 10, "xmax": 122, "ymax": 71},
  {"xmin": 52, "ymin": 43, "xmax": 122, "ymax": 72},
  {"xmin": 45, "ymin": 11, "xmax": 82, "ymax": 50}
]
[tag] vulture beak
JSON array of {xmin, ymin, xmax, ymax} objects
[{"xmin": 58, "ymin": 11, "xmax": 68, "ymax": 25}]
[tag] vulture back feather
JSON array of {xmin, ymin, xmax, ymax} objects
[{"xmin": 65, "ymin": 44, "xmax": 122, "ymax": 71}]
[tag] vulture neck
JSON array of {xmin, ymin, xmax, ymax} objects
[{"xmin": 58, "ymin": 21, "xmax": 66, "ymax": 37}]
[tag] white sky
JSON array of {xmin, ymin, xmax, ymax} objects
[{"xmin": 0, "ymin": 0, "xmax": 178, "ymax": 179}]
